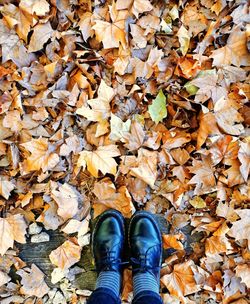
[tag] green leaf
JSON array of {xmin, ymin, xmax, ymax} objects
[{"xmin": 148, "ymin": 90, "xmax": 167, "ymax": 124}]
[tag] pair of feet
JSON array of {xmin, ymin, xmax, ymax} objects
[{"xmin": 92, "ymin": 210, "xmax": 162, "ymax": 296}]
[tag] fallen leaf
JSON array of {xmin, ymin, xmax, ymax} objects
[
  {"xmin": 51, "ymin": 183, "xmax": 82, "ymax": 221},
  {"xmin": 162, "ymin": 234, "xmax": 184, "ymax": 250},
  {"xmin": 235, "ymin": 264, "xmax": 250, "ymax": 288},
  {"xmin": 0, "ymin": 178, "xmax": 15, "ymax": 200},
  {"xmin": 0, "ymin": 270, "xmax": 10, "ymax": 287},
  {"xmin": 109, "ymin": 113, "xmax": 131, "ymax": 142},
  {"xmin": 131, "ymin": 0, "xmax": 153, "ymax": 18},
  {"xmin": 177, "ymin": 25, "xmax": 190, "ymax": 56},
  {"xmin": 238, "ymin": 141, "xmax": 250, "ymax": 182},
  {"xmin": 17, "ymin": 264, "xmax": 49, "ymax": 297},
  {"xmin": 77, "ymin": 145, "xmax": 121, "ymax": 177},
  {"xmin": 189, "ymin": 196, "xmax": 206, "ymax": 209},
  {"xmin": 93, "ymin": 178, "xmax": 135, "ymax": 218},
  {"xmin": 124, "ymin": 120, "xmax": 145, "ymax": 151},
  {"xmin": 161, "ymin": 260, "xmax": 201, "ymax": 300},
  {"xmin": 210, "ymin": 26, "xmax": 250, "ymax": 67},
  {"xmin": 20, "ymin": 137, "xmax": 60, "ymax": 174},
  {"xmin": 76, "ymin": 80, "xmax": 115, "ymax": 137},
  {"xmin": 28, "ymin": 22, "xmax": 53, "ymax": 53},
  {"xmin": 188, "ymin": 156, "xmax": 216, "ymax": 195},
  {"xmin": 130, "ymin": 148, "xmax": 158, "ymax": 188},
  {"xmin": 93, "ymin": 3, "xmax": 128, "ymax": 49},
  {"xmin": 49, "ymin": 240, "xmax": 81, "ymax": 270},
  {"xmin": 148, "ymin": 90, "xmax": 167, "ymax": 124},
  {"xmin": 0, "ymin": 218, "xmax": 14, "ymax": 256},
  {"xmin": 20, "ymin": 0, "xmax": 50, "ymax": 16},
  {"xmin": 229, "ymin": 209, "xmax": 250, "ymax": 250}
]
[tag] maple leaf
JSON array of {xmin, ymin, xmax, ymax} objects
[
  {"xmin": 162, "ymin": 234, "xmax": 184, "ymax": 250},
  {"xmin": 188, "ymin": 70, "xmax": 227, "ymax": 104},
  {"xmin": 0, "ymin": 214, "xmax": 27, "ymax": 255},
  {"xmin": 92, "ymin": 178, "xmax": 135, "ymax": 218},
  {"xmin": 188, "ymin": 156, "xmax": 216, "ymax": 195},
  {"xmin": 235, "ymin": 264, "xmax": 250, "ymax": 289},
  {"xmin": 210, "ymin": 25, "xmax": 250, "ymax": 67},
  {"xmin": 130, "ymin": 148, "xmax": 158, "ymax": 188},
  {"xmin": 229, "ymin": 209, "xmax": 250, "ymax": 250},
  {"xmin": 124, "ymin": 120, "xmax": 145, "ymax": 151},
  {"xmin": 20, "ymin": 137, "xmax": 60, "ymax": 174},
  {"xmin": 51, "ymin": 183, "xmax": 82, "ymax": 221},
  {"xmin": 49, "ymin": 239, "xmax": 81, "ymax": 270},
  {"xmin": 131, "ymin": 0, "xmax": 153, "ymax": 19},
  {"xmin": 79, "ymin": 12, "xmax": 94, "ymax": 41},
  {"xmin": 0, "ymin": 3, "xmax": 32, "ymax": 42},
  {"xmin": 214, "ymin": 98, "xmax": 244, "ymax": 136},
  {"xmin": 28, "ymin": 22, "xmax": 53, "ymax": 53},
  {"xmin": 77, "ymin": 145, "xmax": 121, "ymax": 177},
  {"xmin": 197, "ymin": 111, "xmax": 221, "ymax": 149},
  {"xmin": 161, "ymin": 260, "xmax": 201, "ymax": 301},
  {"xmin": 20, "ymin": 0, "xmax": 50, "ymax": 16},
  {"xmin": 76, "ymin": 80, "xmax": 115, "ymax": 137},
  {"xmin": 109, "ymin": 113, "xmax": 131, "ymax": 142},
  {"xmin": 148, "ymin": 90, "xmax": 167, "ymax": 124},
  {"xmin": 210, "ymin": 135, "xmax": 239, "ymax": 166},
  {"xmin": 0, "ymin": 178, "xmax": 15, "ymax": 200},
  {"xmin": 92, "ymin": 3, "xmax": 128, "ymax": 49},
  {"xmin": 17, "ymin": 264, "xmax": 49, "ymax": 298}
]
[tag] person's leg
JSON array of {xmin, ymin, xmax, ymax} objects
[
  {"xmin": 87, "ymin": 210, "xmax": 125, "ymax": 304},
  {"xmin": 87, "ymin": 287, "xmax": 121, "ymax": 304},
  {"xmin": 129, "ymin": 211, "xmax": 163, "ymax": 304}
]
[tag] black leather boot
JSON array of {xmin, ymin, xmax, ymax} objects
[
  {"xmin": 92, "ymin": 209, "xmax": 125, "ymax": 273},
  {"xmin": 128, "ymin": 211, "xmax": 162, "ymax": 280}
]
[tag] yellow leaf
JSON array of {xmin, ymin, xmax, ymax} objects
[
  {"xmin": 77, "ymin": 145, "xmax": 121, "ymax": 177},
  {"xmin": 49, "ymin": 240, "xmax": 81, "ymax": 270},
  {"xmin": 21, "ymin": 137, "xmax": 60, "ymax": 174},
  {"xmin": 189, "ymin": 196, "xmax": 206, "ymax": 209}
]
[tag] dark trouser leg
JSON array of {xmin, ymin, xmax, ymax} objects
[
  {"xmin": 87, "ymin": 287, "xmax": 121, "ymax": 304},
  {"xmin": 132, "ymin": 290, "xmax": 163, "ymax": 304}
]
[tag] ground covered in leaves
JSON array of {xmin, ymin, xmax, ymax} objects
[{"xmin": 0, "ymin": 0, "xmax": 250, "ymax": 303}]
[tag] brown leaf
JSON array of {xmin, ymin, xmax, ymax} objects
[
  {"xmin": 161, "ymin": 260, "xmax": 201, "ymax": 300},
  {"xmin": 92, "ymin": 178, "xmax": 135, "ymax": 218},
  {"xmin": 124, "ymin": 121, "xmax": 145, "ymax": 151},
  {"xmin": 21, "ymin": 137, "xmax": 60, "ymax": 174},
  {"xmin": 235, "ymin": 264, "xmax": 250, "ymax": 288},
  {"xmin": 17, "ymin": 264, "xmax": 49, "ymax": 298},
  {"xmin": 0, "ymin": 178, "xmax": 15, "ymax": 200},
  {"xmin": 28, "ymin": 22, "xmax": 53, "ymax": 52},
  {"xmin": 49, "ymin": 240, "xmax": 81, "ymax": 270},
  {"xmin": 238, "ymin": 141, "xmax": 250, "ymax": 182}
]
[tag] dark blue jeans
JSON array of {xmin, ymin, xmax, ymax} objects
[{"xmin": 87, "ymin": 288, "xmax": 163, "ymax": 304}]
